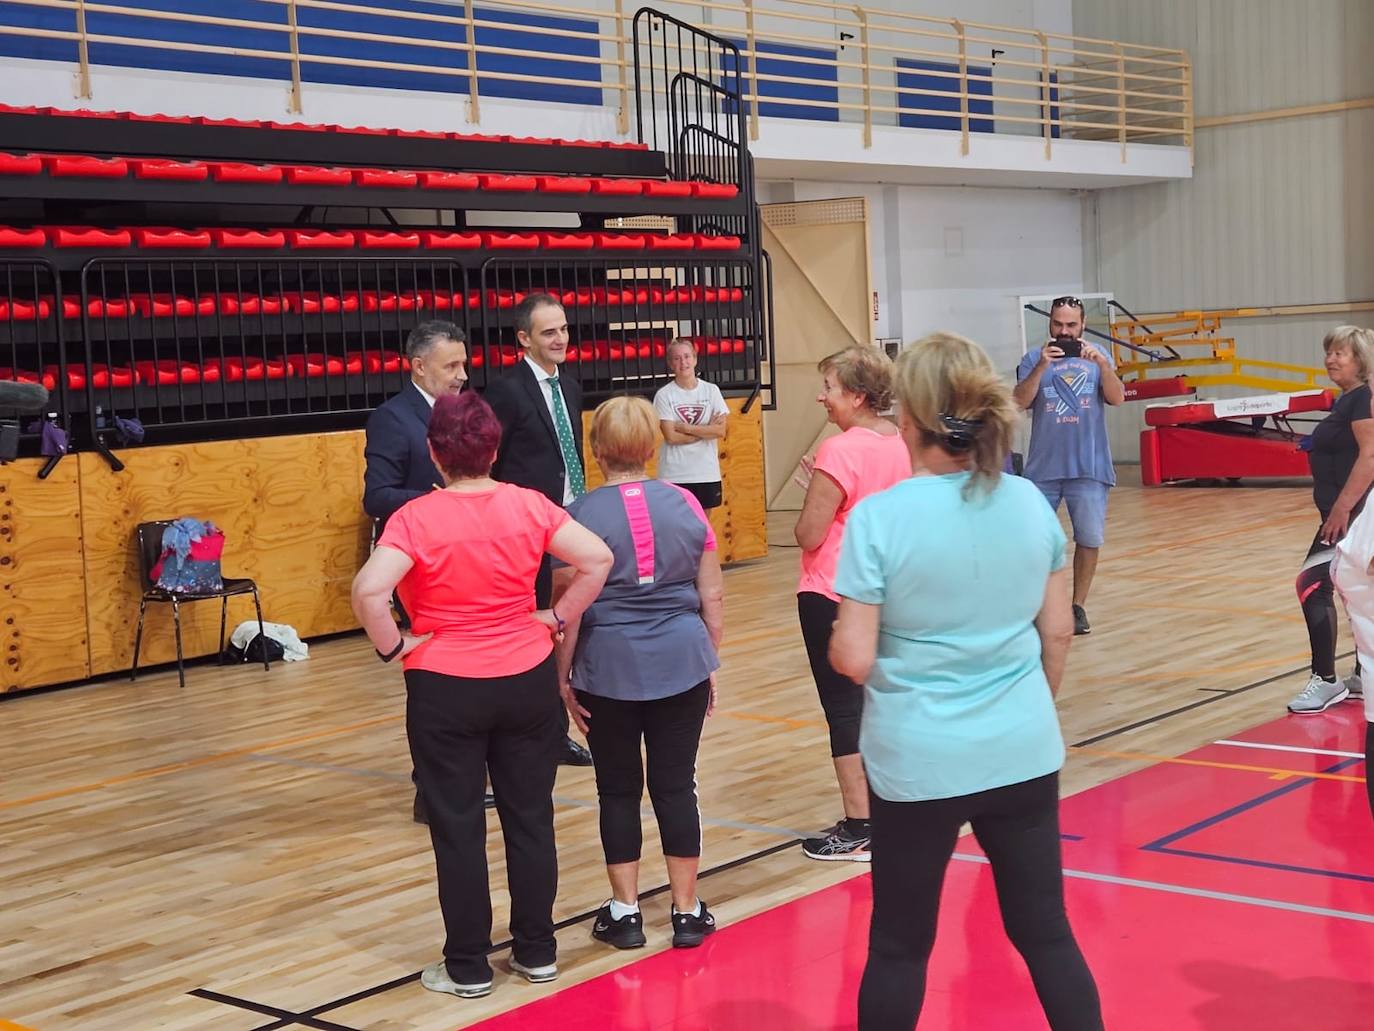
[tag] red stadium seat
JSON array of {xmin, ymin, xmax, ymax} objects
[
  {"xmin": 338, "ymin": 291, "xmax": 382, "ymax": 313},
  {"xmin": 646, "ymin": 234, "xmax": 694, "ymax": 251},
  {"xmin": 266, "ymin": 121, "xmax": 329, "ymax": 132},
  {"xmin": 43, "ymin": 155, "xmax": 128, "ymax": 178},
  {"xmin": 359, "ymin": 230, "xmax": 421, "ymax": 250},
  {"xmin": 281, "ymin": 292, "xmax": 357, "ymax": 314},
  {"xmin": 126, "ymin": 112, "xmax": 194, "ymax": 124},
  {"xmin": 691, "ymin": 182, "xmax": 739, "ymax": 199},
  {"xmin": 0, "ymin": 226, "xmax": 45, "ymax": 248},
  {"xmin": 218, "ymin": 294, "xmax": 284, "ymax": 316},
  {"xmin": 209, "ymin": 162, "xmax": 283, "ymax": 183},
  {"xmin": 128, "ymin": 293, "xmax": 216, "ymax": 318},
  {"xmin": 84, "ymin": 297, "xmax": 132, "ymax": 318},
  {"xmin": 410, "ymin": 289, "xmax": 457, "ymax": 310},
  {"xmin": 204, "ymin": 356, "xmax": 287, "ymax": 381},
  {"xmin": 286, "ymin": 229, "xmax": 356, "ymax": 249},
  {"xmin": 694, "ymin": 234, "xmax": 742, "ymax": 251},
  {"xmin": 607, "ymin": 141, "xmax": 650, "ymax": 150},
  {"xmin": 0, "ymin": 153, "xmax": 42, "ymax": 176},
  {"xmin": 353, "ymin": 169, "xmax": 419, "ymax": 188},
  {"xmin": 614, "ymin": 286, "xmax": 665, "ymax": 305},
  {"xmin": 198, "ymin": 117, "xmax": 263, "ymax": 128},
  {"xmin": 591, "ymin": 178, "xmax": 643, "ymax": 196},
  {"xmin": 540, "ymin": 233, "xmax": 594, "ymax": 250},
  {"xmin": 641, "ymin": 180, "xmax": 692, "ymax": 198},
  {"xmin": 210, "ymin": 228, "xmax": 286, "ymax": 249},
  {"xmin": 420, "ymin": 230, "xmax": 481, "ymax": 249},
  {"xmin": 0, "ymin": 297, "xmax": 50, "ymax": 320},
  {"xmin": 59, "ymin": 109, "xmax": 120, "ymax": 120},
  {"xmin": 481, "ymin": 232, "xmax": 540, "ymax": 250},
  {"xmin": 285, "ymin": 353, "xmax": 347, "ymax": 378},
  {"xmin": 350, "ymin": 349, "xmax": 409, "ymax": 373},
  {"xmin": 506, "ymin": 136, "xmax": 555, "ymax": 146},
  {"xmin": 47, "ymin": 226, "xmax": 132, "ymax": 248},
  {"xmin": 393, "ymin": 128, "xmax": 447, "ymax": 139},
  {"xmin": 478, "ymin": 174, "xmax": 538, "ymax": 192},
  {"xmin": 449, "ymin": 133, "xmax": 506, "ymax": 143},
  {"xmin": 332, "ymin": 124, "xmax": 389, "ymax": 136},
  {"xmin": 560, "ymin": 287, "xmax": 610, "ymax": 307},
  {"xmin": 282, "ymin": 165, "xmax": 352, "ymax": 186},
  {"xmin": 130, "ymin": 159, "xmax": 209, "ymax": 182},
  {"xmin": 0, "ymin": 366, "xmax": 43, "ymax": 385},
  {"xmin": 136, "ymin": 359, "xmax": 219, "ymax": 384},
  {"xmin": 537, "ymin": 176, "xmax": 592, "ymax": 194},
  {"xmin": 131, "ymin": 227, "xmax": 213, "ymax": 249},
  {"xmin": 593, "ymin": 233, "xmax": 646, "ymax": 250},
  {"xmin": 418, "ymin": 171, "xmax": 480, "ymax": 190}
]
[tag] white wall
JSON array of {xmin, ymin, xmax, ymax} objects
[
  {"xmin": 1073, "ymin": 0, "xmax": 1374, "ymax": 461},
  {"xmin": 759, "ymin": 178, "xmax": 1083, "ymax": 373}
]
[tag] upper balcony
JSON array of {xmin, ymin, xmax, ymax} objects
[{"xmin": 0, "ymin": 0, "xmax": 1192, "ymax": 189}]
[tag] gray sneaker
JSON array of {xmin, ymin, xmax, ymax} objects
[
  {"xmin": 1344, "ymin": 672, "xmax": 1364, "ymax": 700},
  {"xmin": 420, "ymin": 961, "xmax": 492, "ymax": 999},
  {"xmin": 509, "ymin": 957, "xmax": 558, "ymax": 984},
  {"xmin": 1287, "ymin": 674, "xmax": 1349, "ymax": 714}
]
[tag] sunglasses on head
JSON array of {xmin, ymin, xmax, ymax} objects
[{"xmin": 1050, "ymin": 295, "xmax": 1085, "ymax": 313}]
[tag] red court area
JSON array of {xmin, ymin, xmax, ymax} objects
[{"xmin": 474, "ymin": 708, "xmax": 1374, "ymax": 1030}]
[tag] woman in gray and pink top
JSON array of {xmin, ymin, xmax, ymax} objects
[
  {"xmin": 794, "ymin": 345, "xmax": 912, "ymax": 863},
  {"xmin": 553, "ymin": 396, "xmax": 725, "ymax": 952}
]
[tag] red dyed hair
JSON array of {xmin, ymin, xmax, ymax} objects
[{"xmin": 428, "ymin": 391, "xmax": 502, "ymax": 478}]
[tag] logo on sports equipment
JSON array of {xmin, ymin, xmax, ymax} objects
[{"xmin": 675, "ymin": 402, "xmax": 708, "ymax": 424}]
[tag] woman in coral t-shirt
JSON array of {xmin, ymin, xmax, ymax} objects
[
  {"xmin": 793, "ymin": 345, "xmax": 912, "ymax": 863},
  {"xmin": 352, "ymin": 392, "xmax": 611, "ymax": 1001}
]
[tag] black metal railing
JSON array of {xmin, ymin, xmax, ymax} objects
[{"xmin": 0, "ymin": 259, "xmax": 73, "ymax": 472}]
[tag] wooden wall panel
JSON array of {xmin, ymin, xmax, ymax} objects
[
  {"xmin": 80, "ymin": 431, "xmax": 372, "ymax": 676},
  {"xmin": 0, "ymin": 458, "xmax": 89, "ymax": 692},
  {"xmin": 580, "ymin": 396, "xmax": 767, "ymax": 564}
]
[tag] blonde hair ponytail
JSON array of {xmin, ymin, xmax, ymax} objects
[{"xmin": 893, "ymin": 332, "xmax": 1018, "ymax": 493}]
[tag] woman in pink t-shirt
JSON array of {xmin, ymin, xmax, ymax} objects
[
  {"xmin": 793, "ymin": 346, "xmax": 912, "ymax": 863},
  {"xmin": 352, "ymin": 392, "xmax": 612, "ymax": 1000}
]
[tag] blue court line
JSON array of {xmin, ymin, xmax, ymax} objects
[{"xmin": 1139, "ymin": 756, "xmax": 1374, "ymax": 886}]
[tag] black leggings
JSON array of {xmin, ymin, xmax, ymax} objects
[
  {"xmin": 858, "ymin": 773, "xmax": 1102, "ymax": 1031},
  {"xmin": 798, "ymin": 591, "xmax": 864, "ymax": 757},
  {"xmin": 577, "ymin": 681, "xmax": 711, "ymax": 865},
  {"xmin": 1298, "ymin": 527, "xmax": 1341, "ymax": 680}
]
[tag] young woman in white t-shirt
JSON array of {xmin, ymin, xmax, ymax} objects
[{"xmin": 653, "ymin": 337, "xmax": 730, "ymax": 510}]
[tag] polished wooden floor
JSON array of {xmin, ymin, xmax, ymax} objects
[{"xmin": 0, "ymin": 471, "xmax": 1345, "ymax": 1030}]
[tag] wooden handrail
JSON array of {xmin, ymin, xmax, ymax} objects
[{"xmin": 1, "ymin": 0, "xmax": 1191, "ymax": 160}]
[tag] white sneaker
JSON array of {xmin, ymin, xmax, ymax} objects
[
  {"xmin": 420, "ymin": 960, "xmax": 492, "ymax": 998},
  {"xmin": 1344, "ymin": 672, "xmax": 1364, "ymax": 700},
  {"xmin": 1287, "ymin": 674, "xmax": 1349, "ymax": 714},
  {"xmin": 509, "ymin": 957, "xmax": 558, "ymax": 984}
]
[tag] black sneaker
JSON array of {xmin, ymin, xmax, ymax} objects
[
  {"xmin": 671, "ymin": 900, "xmax": 716, "ymax": 948},
  {"xmin": 1072, "ymin": 604, "xmax": 1091, "ymax": 636},
  {"xmin": 591, "ymin": 903, "xmax": 647, "ymax": 949},
  {"xmin": 801, "ymin": 818, "xmax": 871, "ymax": 862}
]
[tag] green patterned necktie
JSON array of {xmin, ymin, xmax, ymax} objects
[{"xmin": 547, "ymin": 375, "xmax": 586, "ymax": 498}]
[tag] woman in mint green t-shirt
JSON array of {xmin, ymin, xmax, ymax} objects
[{"xmin": 830, "ymin": 332, "xmax": 1102, "ymax": 1031}]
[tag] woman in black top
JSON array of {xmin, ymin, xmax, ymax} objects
[{"xmin": 1288, "ymin": 326, "xmax": 1374, "ymax": 714}]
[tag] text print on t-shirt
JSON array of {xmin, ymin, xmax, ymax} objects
[
  {"xmin": 1044, "ymin": 364, "xmax": 1096, "ymax": 425},
  {"xmin": 675, "ymin": 402, "xmax": 709, "ymax": 424}
]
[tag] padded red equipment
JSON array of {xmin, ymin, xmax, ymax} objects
[
  {"xmin": 418, "ymin": 171, "xmax": 480, "ymax": 191},
  {"xmin": 43, "ymin": 155, "xmax": 128, "ymax": 178},
  {"xmin": 0, "ymin": 153, "xmax": 43, "ymax": 176},
  {"xmin": 209, "ymin": 162, "xmax": 283, "ymax": 184},
  {"xmin": 210, "ymin": 228, "xmax": 286, "ymax": 248},
  {"xmin": 130, "ymin": 159, "xmax": 209, "ymax": 182},
  {"xmin": 353, "ymin": 169, "xmax": 419, "ymax": 188},
  {"xmin": 47, "ymin": 226, "xmax": 132, "ymax": 248}
]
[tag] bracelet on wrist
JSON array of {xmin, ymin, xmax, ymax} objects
[{"xmin": 376, "ymin": 637, "xmax": 405, "ymax": 663}]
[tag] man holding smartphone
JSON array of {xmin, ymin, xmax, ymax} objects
[{"xmin": 1012, "ymin": 296, "xmax": 1126, "ymax": 635}]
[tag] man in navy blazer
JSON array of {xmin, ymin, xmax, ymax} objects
[
  {"xmin": 363, "ymin": 320, "xmax": 467, "ymax": 528},
  {"xmin": 484, "ymin": 293, "xmax": 594, "ymax": 768}
]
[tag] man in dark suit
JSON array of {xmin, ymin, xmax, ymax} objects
[{"xmin": 484, "ymin": 292, "xmax": 594, "ymax": 767}]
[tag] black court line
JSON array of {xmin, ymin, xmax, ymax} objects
[
  {"xmin": 1071, "ymin": 650, "xmax": 1355, "ymax": 748},
  {"xmin": 187, "ymin": 988, "xmax": 361, "ymax": 1030},
  {"xmin": 192, "ymin": 837, "xmax": 802, "ymax": 1028}
]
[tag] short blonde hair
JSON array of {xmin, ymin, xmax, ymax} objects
[
  {"xmin": 894, "ymin": 332, "xmax": 1018, "ymax": 493},
  {"xmin": 1323, "ymin": 325, "xmax": 1374, "ymax": 381},
  {"xmin": 818, "ymin": 346, "xmax": 894, "ymax": 412},
  {"xmin": 667, "ymin": 336, "xmax": 697, "ymax": 358},
  {"xmin": 590, "ymin": 395, "xmax": 659, "ymax": 474}
]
